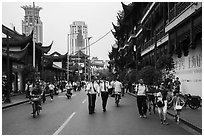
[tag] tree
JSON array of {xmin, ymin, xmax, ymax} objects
[
  {"xmin": 21, "ymin": 64, "xmax": 36, "ymax": 83},
  {"xmin": 137, "ymin": 66, "xmax": 162, "ymax": 86},
  {"xmin": 156, "ymin": 54, "xmax": 175, "ymax": 87}
]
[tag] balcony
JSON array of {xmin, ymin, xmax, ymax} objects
[{"xmin": 169, "ymin": 2, "xmax": 191, "ymax": 22}]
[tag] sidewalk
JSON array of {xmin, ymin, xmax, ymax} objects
[
  {"xmin": 128, "ymin": 92, "xmax": 202, "ymax": 134},
  {"xmin": 2, "ymin": 93, "xmax": 50, "ymax": 109}
]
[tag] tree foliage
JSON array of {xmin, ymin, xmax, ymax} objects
[{"xmin": 21, "ymin": 64, "xmax": 36, "ymax": 83}]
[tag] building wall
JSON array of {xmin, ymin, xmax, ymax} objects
[
  {"xmin": 21, "ymin": 5, "xmax": 43, "ymax": 43},
  {"xmin": 69, "ymin": 21, "xmax": 89, "ymax": 56},
  {"xmin": 173, "ymin": 41, "xmax": 202, "ymax": 96}
]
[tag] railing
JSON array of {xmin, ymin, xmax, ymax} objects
[{"xmin": 169, "ymin": 2, "xmax": 191, "ymax": 22}]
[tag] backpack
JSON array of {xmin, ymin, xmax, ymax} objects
[
  {"xmin": 156, "ymin": 92, "xmax": 164, "ymax": 108},
  {"xmin": 157, "ymin": 99, "xmax": 164, "ymax": 108}
]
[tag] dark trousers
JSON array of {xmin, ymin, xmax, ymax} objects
[
  {"xmin": 137, "ymin": 96, "xmax": 147, "ymax": 116},
  {"xmin": 42, "ymin": 92, "xmax": 46, "ymax": 103},
  {"xmin": 101, "ymin": 92, "xmax": 109, "ymax": 110},
  {"xmin": 88, "ymin": 94, "xmax": 96, "ymax": 113},
  {"xmin": 50, "ymin": 90, "xmax": 54, "ymax": 99}
]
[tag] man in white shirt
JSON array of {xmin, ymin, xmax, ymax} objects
[
  {"xmin": 113, "ymin": 78, "xmax": 122, "ymax": 103},
  {"xmin": 86, "ymin": 76, "xmax": 99, "ymax": 114},
  {"xmin": 135, "ymin": 79, "xmax": 148, "ymax": 118},
  {"xmin": 49, "ymin": 82, "xmax": 55, "ymax": 101},
  {"xmin": 99, "ymin": 77, "xmax": 109, "ymax": 112}
]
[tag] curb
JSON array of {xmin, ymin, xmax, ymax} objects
[
  {"xmin": 2, "ymin": 100, "xmax": 29, "ymax": 109},
  {"xmin": 127, "ymin": 92, "xmax": 202, "ymax": 134},
  {"xmin": 2, "ymin": 94, "xmax": 50, "ymax": 110}
]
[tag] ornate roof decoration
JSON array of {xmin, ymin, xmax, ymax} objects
[
  {"xmin": 2, "ymin": 24, "xmax": 52, "ymax": 53},
  {"xmin": 2, "ymin": 43, "xmax": 29, "ymax": 61},
  {"xmin": 44, "ymin": 51, "xmax": 67, "ymax": 62},
  {"xmin": 35, "ymin": 41, "xmax": 53, "ymax": 53}
]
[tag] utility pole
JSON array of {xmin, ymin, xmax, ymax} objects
[
  {"xmin": 32, "ymin": 2, "xmax": 35, "ymax": 68},
  {"xmin": 5, "ymin": 31, "xmax": 11, "ymax": 103}
]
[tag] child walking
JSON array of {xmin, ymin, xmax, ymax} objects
[{"xmin": 173, "ymin": 92, "xmax": 185, "ymax": 124}]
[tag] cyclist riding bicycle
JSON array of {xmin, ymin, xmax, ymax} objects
[{"xmin": 30, "ymin": 81, "xmax": 43, "ymax": 111}]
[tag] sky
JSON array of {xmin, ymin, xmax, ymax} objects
[{"xmin": 2, "ymin": 1, "xmax": 127, "ymax": 61}]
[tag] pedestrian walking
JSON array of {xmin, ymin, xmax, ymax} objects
[
  {"xmin": 135, "ymin": 79, "xmax": 148, "ymax": 118},
  {"xmin": 42, "ymin": 82, "xmax": 48, "ymax": 103},
  {"xmin": 25, "ymin": 81, "xmax": 30, "ymax": 98},
  {"xmin": 86, "ymin": 76, "xmax": 99, "ymax": 114},
  {"xmin": 113, "ymin": 78, "xmax": 122, "ymax": 104},
  {"xmin": 156, "ymin": 83, "xmax": 169, "ymax": 125},
  {"xmin": 99, "ymin": 76, "xmax": 109, "ymax": 112},
  {"xmin": 49, "ymin": 82, "xmax": 55, "ymax": 101},
  {"xmin": 173, "ymin": 77, "xmax": 181, "ymax": 95},
  {"xmin": 168, "ymin": 92, "xmax": 185, "ymax": 124}
]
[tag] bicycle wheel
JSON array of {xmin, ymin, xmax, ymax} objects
[{"xmin": 189, "ymin": 98, "xmax": 200, "ymax": 109}]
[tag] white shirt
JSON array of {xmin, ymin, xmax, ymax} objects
[
  {"xmin": 86, "ymin": 81, "xmax": 99, "ymax": 94},
  {"xmin": 100, "ymin": 80, "xmax": 109, "ymax": 92},
  {"xmin": 113, "ymin": 80, "xmax": 122, "ymax": 93},
  {"xmin": 136, "ymin": 84, "xmax": 146, "ymax": 96},
  {"xmin": 49, "ymin": 84, "xmax": 55, "ymax": 90}
]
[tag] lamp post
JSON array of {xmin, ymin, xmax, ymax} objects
[
  {"xmin": 32, "ymin": 2, "xmax": 36, "ymax": 68},
  {"xmin": 87, "ymin": 37, "xmax": 92, "ymax": 81},
  {"xmin": 5, "ymin": 31, "xmax": 11, "ymax": 103},
  {"xmin": 67, "ymin": 33, "xmax": 77, "ymax": 82}
]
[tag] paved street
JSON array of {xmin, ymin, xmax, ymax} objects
[{"xmin": 2, "ymin": 90, "xmax": 193, "ymax": 135}]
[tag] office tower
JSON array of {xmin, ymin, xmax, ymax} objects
[{"xmin": 22, "ymin": 4, "xmax": 43, "ymax": 43}]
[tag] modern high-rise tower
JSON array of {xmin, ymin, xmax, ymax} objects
[
  {"xmin": 21, "ymin": 5, "xmax": 43, "ymax": 43},
  {"xmin": 68, "ymin": 21, "xmax": 89, "ymax": 56}
]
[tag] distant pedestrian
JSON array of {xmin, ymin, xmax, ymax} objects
[
  {"xmin": 49, "ymin": 82, "xmax": 55, "ymax": 101},
  {"xmin": 99, "ymin": 77, "xmax": 109, "ymax": 112},
  {"xmin": 113, "ymin": 78, "xmax": 122, "ymax": 104},
  {"xmin": 135, "ymin": 79, "xmax": 148, "ymax": 118},
  {"xmin": 156, "ymin": 83, "xmax": 169, "ymax": 125},
  {"xmin": 86, "ymin": 76, "xmax": 99, "ymax": 114},
  {"xmin": 25, "ymin": 81, "xmax": 30, "ymax": 98},
  {"xmin": 173, "ymin": 77, "xmax": 181, "ymax": 95}
]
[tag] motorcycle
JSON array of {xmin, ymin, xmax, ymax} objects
[
  {"xmin": 167, "ymin": 93, "xmax": 201, "ymax": 110},
  {"xmin": 65, "ymin": 88, "xmax": 72, "ymax": 99},
  {"xmin": 31, "ymin": 95, "xmax": 42, "ymax": 118}
]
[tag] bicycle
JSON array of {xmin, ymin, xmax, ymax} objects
[
  {"xmin": 31, "ymin": 95, "xmax": 42, "ymax": 118},
  {"xmin": 147, "ymin": 93, "xmax": 156, "ymax": 114},
  {"xmin": 115, "ymin": 92, "xmax": 121, "ymax": 107},
  {"xmin": 167, "ymin": 92, "xmax": 201, "ymax": 110}
]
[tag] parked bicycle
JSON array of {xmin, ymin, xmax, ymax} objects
[{"xmin": 167, "ymin": 92, "xmax": 201, "ymax": 110}]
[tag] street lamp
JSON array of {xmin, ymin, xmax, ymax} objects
[{"xmin": 87, "ymin": 37, "xmax": 92, "ymax": 81}]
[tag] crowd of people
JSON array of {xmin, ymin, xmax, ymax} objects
[{"xmin": 24, "ymin": 76, "xmax": 182, "ymax": 124}]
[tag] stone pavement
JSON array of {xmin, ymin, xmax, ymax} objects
[{"xmin": 127, "ymin": 92, "xmax": 202, "ymax": 134}]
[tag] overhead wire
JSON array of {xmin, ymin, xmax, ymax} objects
[{"xmin": 68, "ymin": 29, "xmax": 113, "ymax": 56}]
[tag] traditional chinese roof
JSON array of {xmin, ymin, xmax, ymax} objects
[
  {"xmin": 35, "ymin": 41, "xmax": 53, "ymax": 54},
  {"xmin": 44, "ymin": 51, "xmax": 67, "ymax": 62},
  {"xmin": 2, "ymin": 43, "xmax": 29, "ymax": 61},
  {"xmin": 2, "ymin": 24, "xmax": 52, "ymax": 53},
  {"xmin": 2, "ymin": 25, "xmax": 33, "ymax": 47}
]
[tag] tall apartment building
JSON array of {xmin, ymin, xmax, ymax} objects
[
  {"xmin": 68, "ymin": 21, "xmax": 89, "ymax": 56},
  {"xmin": 21, "ymin": 4, "xmax": 43, "ymax": 43}
]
